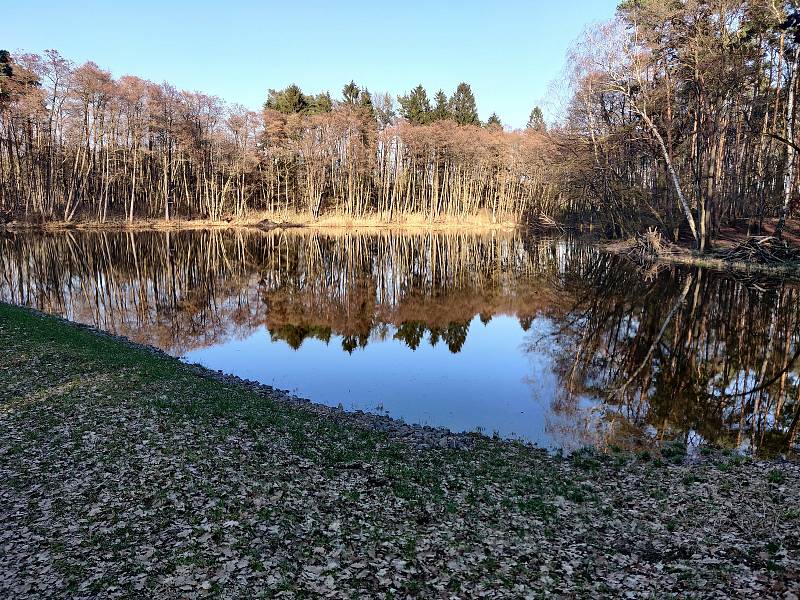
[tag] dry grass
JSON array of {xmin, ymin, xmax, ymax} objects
[{"xmin": 5, "ymin": 210, "xmax": 521, "ymax": 233}]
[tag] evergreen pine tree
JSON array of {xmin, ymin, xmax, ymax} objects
[
  {"xmin": 0, "ymin": 50, "xmax": 12, "ymax": 77},
  {"xmin": 397, "ymin": 84, "xmax": 432, "ymax": 125},
  {"xmin": 431, "ymin": 90, "xmax": 451, "ymax": 121},
  {"xmin": 264, "ymin": 84, "xmax": 308, "ymax": 114},
  {"xmin": 342, "ymin": 80, "xmax": 360, "ymax": 105},
  {"xmin": 486, "ymin": 112, "xmax": 502, "ymax": 128},
  {"xmin": 448, "ymin": 82, "xmax": 479, "ymax": 125},
  {"xmin": 308, "ymin": 92, "xmax": 333, "ymax": 114},
  {"xmin": 527, "ymin": 106, "xmax": 546, "ymax": 131},
  {"xmin": 358, "ymin": 88, "xmax": 375, "ymax": 121},
  {"xmin": 0, "ymin": 50, "xmax": 13, "ymax": 105}
]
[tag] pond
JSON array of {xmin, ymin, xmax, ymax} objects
[{"xmin": 2, "ymin": 228, "xmax": 799, "ymax": 454}]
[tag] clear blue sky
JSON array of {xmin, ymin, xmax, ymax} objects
[{"xmin": 4, "ymin": 0, "xmax": 619, "ymax": 129}]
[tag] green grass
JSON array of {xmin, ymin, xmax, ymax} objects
[
  {"xmin": 2, "ymin": 302, "xmax": 799, "ymax": 598},
  {"xmin": 0, "ymin": 302, "xmax": 562, "ymax": 510}
]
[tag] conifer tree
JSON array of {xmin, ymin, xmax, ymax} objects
[
  {"xmin": 431, "ymin": 90, "xmax": 451, "ymax": 121},
  {"xmin": 342, "ymin": 80, "xmax": 360, "ymax": 105},
  {"xmin": 527, "ymin": 106, "xmax": 545, "ymax": 131},
  {"xmin": 448, "ymin": 82, "xmax": 479, "ymax": 125},
  {"xmin": 397, "ymin": 84, "xmax": 432, "ymax": 125},
  {"xmin": 0, "ymin": 50, "xmax": 14, "ymax": 105},
  {"xmin": 308, "ymin": 92, "xmax": 332, "ymax": 114},
  {"xmin": 265, "ymin": 84, "xmax": 308, "ymax": 114},
  {"xmin": 359, "ymin": 88, "xmax": 374, "ymax": 115}
]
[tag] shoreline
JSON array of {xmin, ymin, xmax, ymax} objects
[
  {"xmin": 604, "ymin": 239, "xmax": 800, "ymax": 278},
  {"xmin": 6, "ymin": 218, "xmax": 800, "ymax": 279},
  {"xmin": 5, "ymin": 303, "xmax": 483, "ymax": 452},
  {"xmin": 1, "ymin": 213, "xmax": 524, "ymax": 234},
  {"xmin": 2, "ymin": 302, "xmax": 799, "ymax": 597},
  {"xmin": 5, "ymin": 301, "xmax": 797, "ymax": 456}
]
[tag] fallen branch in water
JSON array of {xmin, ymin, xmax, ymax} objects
[{"xmin": 528, "ymin": 211, "xmax": 564, "ymax": 231}]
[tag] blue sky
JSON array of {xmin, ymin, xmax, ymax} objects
[{"xmin": 4, "ymin": 0, "xmax": 619, "ymax": 129}]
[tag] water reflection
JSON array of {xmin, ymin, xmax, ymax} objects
[
  {"xmin": 536, "ymin": 254, "xmax": 800, "ymax": 455},
  {"xmin": 1, "ymin": 229, "xmax": 798, "ymax": 454}
]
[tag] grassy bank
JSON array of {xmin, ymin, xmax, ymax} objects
[{"xmin": 1, "ymin": 303, "xmax": 799, "ymax": 598}]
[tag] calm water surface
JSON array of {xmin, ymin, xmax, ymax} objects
[{"xmin": 2, "ymin": 229, "xmax": 799, "ymax": 454}]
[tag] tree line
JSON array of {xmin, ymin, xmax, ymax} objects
[
  {"xmin": 560, "ymin": 0, "xmax": 800, "ymax": 249},
  {"xmin": 0, "ymin": 49, "xmax": 554, "ymax": 224},
  {"xmin": 7, "ymin": 0, "xmax": 799, "ymax": 248}
]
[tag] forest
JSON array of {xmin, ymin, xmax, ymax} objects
[
  {"xmin": 562, "ymin": 0, "xmax": 800, "ymax": 249},
  {"xmin": 0, "ymin": 49, "xmax": 553, "ymax": 226},
  {"xmin": 1, "ymin": 0, "xmax": 800, "ymax": 253}
]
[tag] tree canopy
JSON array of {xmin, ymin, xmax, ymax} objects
[
  {"xmin": 0, "ymin": 49, "xmax": 554, "ymax": 227},
  {"xmin": 486, "ymin": 112, "xmax": 502, "ymax": 128},
  {"xmin": 431, "ymin": 90, "xmax": 451, "ymax": 121},
  {"xmin": 449, "ymin": 82, "xmax": 479, "ymax": 126},
  {"xmin": 527, "ymin": 106, "xmax": 545, "ymax": 132},
  {"xmin": 398, "ymin": 82, "xmax": 484, "ymax": 126},
  {"xmin": 561, "ymin": 0, "xmax": 800, "ymax": 248},
  {"xmin": 397, "ymin": 84, "xmax": 432, "ymax": 125}
]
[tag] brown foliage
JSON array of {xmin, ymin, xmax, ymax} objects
[{"xmin": 0, "ymin": 50, "xmax": 559, "ymax": 225}]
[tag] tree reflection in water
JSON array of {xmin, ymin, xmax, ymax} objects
[
  {"xmin": 1, "ymin": 229, "xmax": 798, "ymax": 454},
  {"xmin": 533, "ymin": 252, "xmax": 800, "ymax": 455}
]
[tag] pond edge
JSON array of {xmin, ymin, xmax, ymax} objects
[{"xmin": 5, "ymin": 302, "xmax": 547, "ymax": 454}]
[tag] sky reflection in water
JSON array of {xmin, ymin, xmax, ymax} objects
[{"xmin": 186, "ymin": 315, "xmax": 564, "ymax": 445}]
